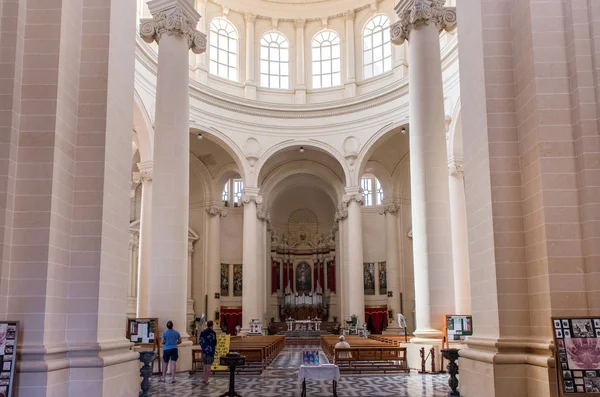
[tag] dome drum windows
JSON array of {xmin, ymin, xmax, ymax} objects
[
  {"xmin": 260, "ymin": 33, "xmax": 290, "ymax": 89},
  {"xmin": 312, "ymin": 31, "xmax": 341, "ymax": 89},
  {"xmin": 363, "ymin": 15, "xmax": 392, "ymax": 79},
  {"xmin": 209, "ymin": 18, "xmax": 239, "ymax": 81}
]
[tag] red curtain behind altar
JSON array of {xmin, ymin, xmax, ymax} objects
[
  {"xmin": 365, "ymin": 306, "xmax": 387, "ymax": 335},
  {"xmin": 327, "ymin": 259, "xmax": 336, "ymax": 293},
  {"xmin": 220, "ymin": 307, "xmax": 242, "ymax": 335}
]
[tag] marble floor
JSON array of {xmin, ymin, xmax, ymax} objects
[{"xmin": 148, "ymin": 345, "xmax": 450, "ymax": 397}]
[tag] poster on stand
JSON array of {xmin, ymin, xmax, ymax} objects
[
  {"xmin": 552, "ymin": 317, "xmax": 600, "ymax": 395},
  {"xmin": 445, "ymin": 315, "xmax": 473, "ymax": 342}
]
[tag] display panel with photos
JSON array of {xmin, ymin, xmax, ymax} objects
[
  {"xmin": 445, "ymin": 315, "xmax": 473, "ymax": 341},
  {"xmin": 552, "ymin": 317, "xmax": 600, "ymax": 394},
  {"xmin": 127, "ymin": 318, "xmax": 157, "ymax": 344},
  {"xmin": 0, "ymin": 322, "xmax": 19, "ymax": 397}
]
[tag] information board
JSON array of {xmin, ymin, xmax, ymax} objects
[
  {"xmin": 211, "ymin": 333, "xmax": 231, "ymax": 371},
  {"xmin": 127, "ymin": 318, "xmax": 157, "ymax": 344},
  {"xmin": 445, "ymin": 315, "xmax": 473, "ymax": 342},
  {"xmin": 552, "ymin": 317, "xmax": 600, "ymax": 395},
  {"xmin": 0, "ymin": 322, "xmax": 18, "ymax": 397}
]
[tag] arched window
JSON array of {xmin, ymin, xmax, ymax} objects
[
  {"xmin": 361, "ymin": 175, "xmax": 383, "ymax": 206},
  {"xmin": 260, "ymin": 32, "xmax": 289, "ymax": 89},
  {"xmin": 209, "ymin": 18, "xmax": 239, "ymax": 81},
  {"xmin": 363, "ymin": 15, "xmax": 392, "ymax": 79},
  {"xmin": 223, "ymin": 179, "xmax": 244, "ymax": 207},
  {"xmin": 312, "ymin": 31, "xmax": 341, "ymax": 89}
]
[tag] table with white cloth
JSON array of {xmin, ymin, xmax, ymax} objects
[{"xmin": 298, "ymin": 364, "xmax": 340, "ymax": 397}]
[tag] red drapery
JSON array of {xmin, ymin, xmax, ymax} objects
[
  {"xmin": 271, "ymin": 260, "xmax": 278, "ymax": 294},
  {"xmin": 313, "ymin": 262, "xmax": 319, "ymax": 290},
  {"xmin": 320, "ymin": 264, "xmax": 324, "ymax": 291},
  {"xmin": 288, "ymin": 263, "xmax": 293, "ymax": 292},
  {"xmin": 327, "ymin": 259, "xmax": 336, "ymax": 293},
  {"xmin": 283, "ymin": 263, "xmax": 289, "ymax": 290},
  {"xmin": 220, "ymin": 307, "xmax": 242, "ymax": 335},
  {"xmin": 365, "ymin": 306, "xmax": 387, "ymax": 335}
]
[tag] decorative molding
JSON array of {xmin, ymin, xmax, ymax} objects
[
  {"xmin": 448, "ymin": 162, "xmax": 464, "ymax": 178},
  {"xmin": 342, "ymin": 193, "xmax": 364, "ymax": 207},
  {"xmin": 244, "ymin": 13, "xmax": 257, "ymax": 23},
  {"xmin": 257, "ymin": 208, "xmax": 270, "ymax": 222},
  {"xmin": 407, "ymin": 229, "xmax": 413, "ymax": 238},
  {"xmin": 132, "ymin": 170, "xmax": 153, "ymax": 184},
  {"xmin": 391, "ymin": 0, "xmax": 457, "ymax": 45},
  {"xmin": 379, "ymin": 203, "xmax": 399, "ymax": 215},
  {"xmin": 206, "ymin": 206, "xmax": 227, "ymax": 217},
  {"xmin": 241, "ymin": 194, "xmax": 263, "ymax": 206},
  {"xmin": 343, "ymin": 9, "xmax": 356, "ymax": 21},
  {"xmin": 334, "ymin": 209, "xmax": 348, "ymax": 223},
  {"xmin": 140, "ymin": 1, "xmax": 206, "ymax": 54},
  {"xmin": 294, "ymin": 19, "xmax": 306, "ymax": 29}
]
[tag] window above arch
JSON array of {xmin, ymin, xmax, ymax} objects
[
  {"xmin": 223, "ymin": 178, "xmax": 244, "ymax": 207},
  {"xmin": 209, "ymin": 18, "xmax": 239, "ymax": 81},
  {"xmin": 363, "ymin": 15, "xmax": 392, "ymax": 79},
  {"xmin": 361, "ymin": 175, "xmax": 383, "ymax": 206},
  {"xmin": 260, "ymin": 32, "xmax": 290, "ymax": 89},
  {"xmin": 312, "ymin": 31, "xmax": 341, "ymax": 89}
]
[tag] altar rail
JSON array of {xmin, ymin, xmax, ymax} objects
[
  {"xmin": 320, "ymin": 335, "xmax": 409, "ymax": 374},
  {"xmin": 368, "ymin": 334, "xmax": 413, "ymax": 345}
]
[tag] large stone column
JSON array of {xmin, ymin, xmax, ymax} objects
[
  {"xmin": 244, "ymin": 13, "xmax": 257, "ymax": 99},
  {"xmin": 241, "ymin": 191, "xmax": 262, "ymax": 331},
  {"xmin": 343, "ymin": 189, "xmax": 365, "ymax": 324},
  {"xmin": 381, "ymin": 202, "xmax": 401, "ymax": 331},
  {"xmin": 448, "ymin": 162, "xmax": 471, "ymax": 314},
  {"xmin": 206, "ymin": 206, "xmax": 226, "ymax": 322},
  {"xmin": 295, "ymin": 19, "xmax": 306, "ymax": 103},
  {"xmin": 140, "ymin": 0, "xmax": 206, "ymax": 339},
  {"xmin": 257, "ymin": 208, "xmax": 271, "ymax": 322},
  {"xmin": 391, "ymin": 0, "xmax": 457, "ymax": 339},
  {"xmin": 133, "ymin": 162, "xmax": 153, "ymax": 317},
  {"xmin": 343, "ymin": 10, "xmax": 357, "ymax": 96}
]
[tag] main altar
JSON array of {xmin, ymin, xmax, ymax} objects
[{"xmin": 285, "ymin": 319, "xmax": 323, "ymax": 332}]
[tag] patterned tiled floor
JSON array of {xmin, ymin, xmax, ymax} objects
[{"xmin": 148, "ymin": 345, "xmax": 450, "ymax": 397}]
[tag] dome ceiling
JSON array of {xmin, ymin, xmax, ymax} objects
[{"xmin": 217, "ymin": 0, "xmax": 374, "ymax": 20}]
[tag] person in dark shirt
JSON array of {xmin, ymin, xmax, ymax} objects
[
  {"xmin": 200, "ymin": 320, "xmax": 217, "ymax": 385},
  {"xmin": 161, "ymin": 320, "xmax": 182, "ymax": 383}
]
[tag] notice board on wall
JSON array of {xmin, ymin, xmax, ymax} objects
[
  {"xmin": 445, "ymin": 315, "xmax": 473, "ymax": 342},
  {"xmin": 126, "ymin": 318, "xmax": 158, "ymax": 345},
  {"xmin": 552, "ymin": 317, "xmax": 600, "ymax": 395},
  {"xmin": 0, "ymin": 322, "xmax": 18, "ymax": 397}
]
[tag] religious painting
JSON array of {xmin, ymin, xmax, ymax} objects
[
  {"xmin": 233, "ymin": 264, "xmax": 242, "ymax": 297},
  {"xmin": 551, "ymin": 317, "xmax": 600, "ymax": 394},
  {"xmin": 295, "ymin": 262, "xmax": 312, "ymax": 294},
  {"xmin": 364, "ymin": 263, "xmax": 375, "ymax": 295},
  {"xmin": 379, "ymin": 262, "xmax": 387, "ymax": 295},
  {"xmin": 220, "ymin": 264, "xmax": 229, "ymax": 296}
]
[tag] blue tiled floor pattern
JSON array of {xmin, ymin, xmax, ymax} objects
[{"xmin": 148, "ymin": 345, "xmax": 449, "ymax": 396}]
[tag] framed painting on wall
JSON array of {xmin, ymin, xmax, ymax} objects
[
  {"xmin": 364, "ymin": 263, "xmax": 375, "ymax": 295},
  {"xmin": 379, "ymin": 262, "xmax": 387, "ymax": 295},
  {"xmin": 295, "ymin": 262, "xmax": 312, "ymax": 294},
  {"xmin": 220, "ymin": 264, "xmax": 229, "ymax": 296},
  {"xmin": 233, "ymin": 264, "xmax": 242, "ymax": 297}
]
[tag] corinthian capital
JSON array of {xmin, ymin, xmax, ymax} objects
[
  {"xmin": 391, "ymin": 0, "xmax": 456, "ymax": 45},
  {"xmin": 244, "ymin": 13, "xmax": 257, "ymax": 24},
  {"xmin": 379, "ymin": 203, "xmax": 399, "ymax": 215},
  {"xmin": 448, "ymin": 162, "xmax": 464, "ymax": 178},
  {"xmin": 206, "ymin": 206, "xmax": 227, "ymax": 217},
  {"xmin": 140, "ymin": 0, "xmax": 207, "ymax": 54},
  {"xmin": 294, "ymin": 19, "xmax": 306, "ymax": 29},
  {"xmin": 342, "ymin": 193, "xmax": 364, "ymax": 207},
  {"xmin": 241, "ymin": 194, "xmax": 263, "ymax": 206},
  {"xmin": 133, "ymin": 170, "xmax": 153, "ymax": 184},
  {"xmin": 343, "ymin": 10, "xmax": 356, "ymax": 21},
  {"xmin": 257, "ymin": 208, "xmax": 271, "ymax": 222}
]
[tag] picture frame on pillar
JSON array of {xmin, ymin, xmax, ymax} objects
[
  {"xmin": 233, "ymin": 264, "xmax": 243, "ymax": 297},
  {"xmin": 364, "ymin": 263, "xmax": 375, "ymax": 295}
]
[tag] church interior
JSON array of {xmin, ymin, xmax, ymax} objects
[{"xmin": 1, "ymin": 0, "xmax": 600, "ymax": 396}]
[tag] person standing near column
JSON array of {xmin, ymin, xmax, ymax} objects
[
  {"xmin": 161, "ymin": 320, "xmax": 182, "ymax": 383},
  {"xmin": 200, "ymin": 320, "xmax": 217, "ymax": 385}
]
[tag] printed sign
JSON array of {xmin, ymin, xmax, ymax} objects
[
  {"xmin": 552, "ymin": 317, "xmax": 600, "ymax": 394},
  {"xmin": 0, "ymin": 322, "xmax": 18, "ymax": 397},
  {"xmin": 211, "ymin": 333, "xmax": 231, "ymax": 371}
]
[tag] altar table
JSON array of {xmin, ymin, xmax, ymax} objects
[{"xmin": 298, "ymin": 364, "xmax": 340, "ymax": 397}]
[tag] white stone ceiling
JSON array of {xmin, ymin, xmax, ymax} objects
[{"xmin": 216, "ymin": 0, "xmax": 374, "ymax": 20}]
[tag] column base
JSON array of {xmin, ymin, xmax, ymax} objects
[
  {"xmin": 344, "ymin": 82, "xmax": 356, "ymax": 97},
  {"xmin": 295, "ymin": 88, "xmax": 307, "ymax": 104},
  {"xmin": 244, "ymin": 83, "xmax": 257, "ymax": 100},
  {"xmin": 459, "ymin": 337, "xmax": 555, "ymax": 397},
  {"xmin": 17, "ymin": 341, "xmax": 140, "ymax": 397},
  {"xmin": 412, "ymin": 328, "xmax": 444, "ymax": 340}
]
